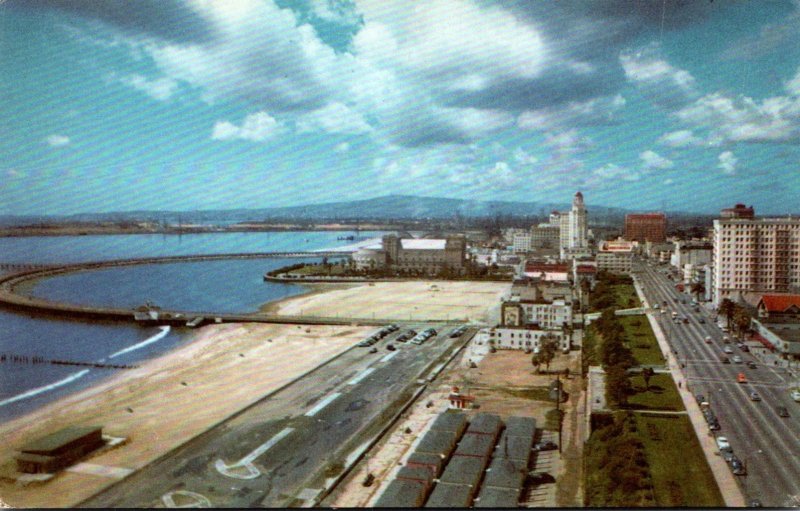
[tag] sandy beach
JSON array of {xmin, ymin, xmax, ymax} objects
[
  {"xmin": 0, "ymin": 322, "xmax": 370, "ymax": 508},
  {"xmin": 265, "ymin": 280, "xmax": 511, "ymax": 322}
]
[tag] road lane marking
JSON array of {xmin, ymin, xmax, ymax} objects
[
  {"xmin": 348, "ymin": 368, "xmax": 375, "ymax": 385},
  {"xmin": 380, "ymin": 351, "xmax": 399, "ymax": 363},
  {"xmin": 215, "ymin": 427, "xmax": 294, "ymax": 479},
  {"xmin": 66, "ymin": 462, "xmax": 134, "ymax": 479},
  {"xmin": 304, "ymin": 392, "xmax": 342, "ymax": 417},
  {"xmin": 161, "ymin": 490, "xmax": 212, "ymax": 508}
]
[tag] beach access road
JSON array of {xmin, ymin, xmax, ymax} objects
[{"xmin": 81, "ymin": 323, "xmax": 467, "ymax": 508}]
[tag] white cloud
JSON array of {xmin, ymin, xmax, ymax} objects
[
  {"xmin": 296, "ymin": 102, "xmax": 371, "ymax": 134},
  {"xmin": 620, "ymin": 45, "xmax": 698, "ymax": 109},
  {"xmin": 592, "ymin": 163, "xmax": 639, "ymax": 181},
  {"xmin": 309, "ymin": 0, "xmax": 360, "ymax": 26},
  {"xmin": 45, "ymin": 135, "xmax": 70, "ymax": 147},
  {"xmin": 657, "ymin": 129, "xmax": 704, "ymax": 147},
  {"xmin": 640, "ymin": 150, "xmax": 674, "ymax": 170},
  {"xmin": 718, "ymin": 151, "xmax": 738, "ymax": 175},
  {"xmin": 518, "ymin": 95, "xmax": 626, "ymax": 130},
  {"xmin": 676, "ymin": 91, "xmax": 800, "ymax": 144},
  {"xmin": 663, "ymin": 178, "xmax": 674, "ymax": 185},
  {"xmin": 334, "ymin": 142, "xmax": 350, "ymax": 153},
  {"xmin": 211, "ymin": 112, "xmax": 283, "ymax": 142},
  {"xmin": 119, "ymin": 74, "xmax": 178, "ymax": 101},
  {"xmin": 513, "ymin": 147, "xmax": 539, "ymax": 165}
]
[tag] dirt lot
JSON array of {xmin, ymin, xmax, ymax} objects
[
  {"xmin": 264, "ymin": 280, "xmax": 510, "ymax": 322},
  {"xmin": 328, "ymin": 345, "xmax": 586, "ymax": 508},
  {"xmin": 0, "ymin": 323, "xmax": 370, "ymax": 508}
]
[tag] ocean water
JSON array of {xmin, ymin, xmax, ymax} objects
[{"xmin": 0, "ymin": 231, "xmax": 385, "ymax": 421}]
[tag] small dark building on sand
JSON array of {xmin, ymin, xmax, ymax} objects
[{"xmin": 15, "ymin": 426, "xmax": 104, "ymax": 474}]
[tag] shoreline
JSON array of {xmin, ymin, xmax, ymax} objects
[
  {"xmin": 0, "ymin": 319, "xmax": 372, "ymax": 507},
  {"xmin": 0, "ymin": 225, "xmax": 400, "ymax": 238}
]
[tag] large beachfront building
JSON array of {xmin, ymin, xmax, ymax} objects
[
  {"xmin": 597, "ymin": 239, "xmax": 635, "ymax": 275},
  {"xmin": 711, "ymin": 204, "xmax": 800, "ymax": 307},
  {"xmin": 353, "ymin": 234, "xmax": 467, "ymax": 275}
]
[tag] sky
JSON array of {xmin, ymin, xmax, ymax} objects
[{"xmin": 2, "ymin": 0, "xmax": 800, "ymax": 216}]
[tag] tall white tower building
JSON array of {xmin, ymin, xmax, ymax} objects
[{"xmin": 569, "ymin": 191, "xmax": 588, "ymax": 249}]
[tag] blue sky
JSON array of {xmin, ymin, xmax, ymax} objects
[{"xmin": 2, "ymin": 1, "xmax": 800, "ymax": 215}]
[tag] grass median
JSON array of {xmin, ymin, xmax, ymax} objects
[{"xmin": 619, "ymin": 315, "xmax": 664, "ymax": 366}]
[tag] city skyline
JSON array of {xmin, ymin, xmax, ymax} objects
[{"xmin": 3, "ymin": 1, "xmax": 800, "ymax": 215}]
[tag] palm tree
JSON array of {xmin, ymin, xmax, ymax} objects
[
  {"xmin": 690, "ymin": 282, "xmax": 706, "ymax": 302},
  {"xmin": 641, "ymin": 367, "xmax": 655, "ymax": 391},
  {"xmin": 720, "ymin": 298, "xmax": 736, "ymax": 329},
  {"xmin": 733, "ymin": 307, "xmax": 751, "ymax": 337}
]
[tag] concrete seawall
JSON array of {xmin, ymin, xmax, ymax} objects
[{"xmin": 0, "ymin": 252, "xmax": 406, "ymax": 327}]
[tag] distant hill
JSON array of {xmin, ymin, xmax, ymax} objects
[{"xmin": 0, "ymin": 194, "xmax": 707, "ymax": 226}]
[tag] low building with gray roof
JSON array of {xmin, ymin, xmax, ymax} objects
[
  {"xmin": 396, "ymin": 465, "xmax": 434, "ymax": 491},
  {"xmin": 425, "ymin": 482, "xmax": 474, "ymax": 508},
  {"xmin": 438, "ymin": 455, "xmax": 486, "ymax": 489},
  {"xmin": 483, "ymin": 457, "xmax": 527, "ymax": 491},
  {"xmin": 406, "ymin": 452, "xmax": 444, "ymax": 477},
  {"xmin": 430, "ymin": 411, "xmax": 468, "ymax": 437},
  {"xmin": 415, "ymin": 429, "xmax": 458, "ymax": 459},
  {"xmin": 474, "ymin": 486, "xmax": 522, "ymax": 508},
  {"xmin": 494, "ymin": 430, "xmax": 534, "ymax": 465},
  {"xmin": 504, "ymin": 416, "xmax": 537, "ymax": 439},
  {"xmin": 466, "ymin": 412, "xmax": 502, "ymax": 440},
  {"xmin": 454, "ymin": 432, "xmax": 495, "ymax": 460},
  {"xmin": 374, "ymin": 479, "xmax": 427, "ymax": 508}
]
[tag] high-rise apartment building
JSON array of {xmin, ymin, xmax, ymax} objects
[
  {"xmin": 711, "ymin": 204, "xmax": 800, "ymax": 307},
  {"xmin": 559, "ymin": 192, "xmax": 589, "ymax": 260},
  {"xmin": 625, "ymin": 213, "xmax": 666, "ymax": 242}
]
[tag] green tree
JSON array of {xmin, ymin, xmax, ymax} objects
[
  {"xmin": 690, "ymin": 282, "xmax": 706, "ymax": 301},
  {"xmin": 540, "ymin": 336, "xmax": 558, "ymax": 372},
  {"xmin": 641, "ymin": 367, "xmax": 655, "ymax": 390},
  {"xmin": 606, "ymin": 365, "xmax": 632, "ymax": 407},
  {"xmin": 733, "ymin": 307, "xmax": 751, "ymax": 337}
]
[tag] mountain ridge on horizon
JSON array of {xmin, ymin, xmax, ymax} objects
[{"xmin": 0, "ymin": 194, "xmax": 731, "ymax": 226}]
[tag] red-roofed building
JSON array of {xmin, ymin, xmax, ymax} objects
[
  {"xmin": 757, "ymin": 294, "xmax": 800, "ymax": 321},
  {"xmin": 523, "ymin": 262, "xmax": 570, "ymax": 282}
]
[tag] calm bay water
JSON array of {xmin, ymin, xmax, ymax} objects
[{"xmin": 0, "ymin": 231, "xmax": 385, "ymax": 421}]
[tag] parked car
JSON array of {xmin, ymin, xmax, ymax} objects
[
  {"xmin": 709, "ymin": 419, "xmax": 721, "ymax": 431},
  {"xmin": 776, "ymin": 406, "xmax": 790, "ymax": 418},
  {"xmin": 749, "ymin": 499, "xmax": 763, "ymax": 508},
  {"xmin": 533, "ymin": 440, "xmax": 558, "ymax": 451},
  {"xmin": 386, "ymin": 344, "xmax": 396, "ymax": 351},
  {"xmin": 730, "ymin": 456, "xmax": 747, "ymax": 476},
  {"xmin": 740, "ymin": 344, "xmax": 749, "ymax": 352},
  {"xmin": 749, "ymin": 391, "xmax": 761, "ymax": 402},
  {"xmin": 699, "ymin": 318, "xmax": 705, "ymax": 323},
  {"xmin": 792, "ymin": 389, "xmax": 800, "ymax": 402},
  {"xmin": 722, "ymin": 356, "xmax": 730, "ymax": 364},
  {"xmin": 716, "ymin": 436, "xmax": 732, "ymax": 452},
  {"xmin": 723, "ymin": 346, "xmax": 733, "ymax": 354},
  {"xmin": 732, "ymin": 355, "xmax": 743, "ymax": 364},
  {"xmin": 368, "ymin": 347, "xmax": 378, "ymax": 353},
  {"xmin": 747, "ymin": 361, "xmax": 757, "ymax": 369}
]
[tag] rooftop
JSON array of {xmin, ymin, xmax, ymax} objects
[
  {"xmin": 482, "ymin": 457, "xmax": 527, "ymax": 490},
  {"xmin": 374, "ymin": 479, "xmax": 427, "ymax": 508},
  {"xmin": 503, "ymin": 416, "xmax": 537, "ymax": 439},
  {"xmin": 439, "ymin": 455, "xmax": 486, "ymax": 486},
  {"xmin": 20, "ymin": 426, "xmax": 102, "ymax": 456},
  {"xmin": 425, "ymin": 482, "xmax": 474, "ymax": 508},
  {"xmin": 474, "ymin": 486, "xmax": 521, "ymax": 508},
  {"xmin": 758, "ymin": 294, "xmax": 800, "ymax": 313},
  {"xmin": 400, "ymin": 239, "xmax": 447, "ymax": 250}
]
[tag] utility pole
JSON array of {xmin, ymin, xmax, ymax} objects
[{"xmin": 556, "ymin": 373, "xmax": 562, "ymax": 454}]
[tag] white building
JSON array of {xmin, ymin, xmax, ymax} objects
[
  {"xmin": 558, "ymin": 192, "xmax": 589, "ymax": 260},
  {"xmin": 596, "ymin": 239, "xmax": 635, "ymax": 274},
  {"xmin": 476, "ymin": 326, "xmax": 568, "ymax": 352},
  {"xmin": 512, "ymin": 232, "xmax": 532, "ymax": 253},
  {"xmin": 711, "ymin": 204, "xmax": 800, "ymax": 307}
]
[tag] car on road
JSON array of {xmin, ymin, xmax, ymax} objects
[
  {"xmin": 723, "ymin": 346, "xmax": 733, "ymax": 354},
  {"xmin": 740, "ymin": 344, "xmax": 749, "ymax": 352},
  {"xmin": 533, "ymin": 440, "xmax": 558, "ymax": 451},
  {"xmin": 722, "ymin": 356, "xmax": 730, "ymax": 364},
  {"xmin": 749, "ymin": 391, "xmax": 761, "ymax": 401},
  {"xmin": 792, "ymin": 389, "xmax": 800, "ymax": 402},
  {"xmin": 705, "ymin": 336, "xmax": 713, "ymax": 344},
  {"xmin": 732, "ymin": 355, "xmax": 743, "ymax": 364},
  {"xmin": 730, "ymin": 456, "xmax": 747, "ymax": 476},
  {"xmin": 709, "ymin": 419, "xmax": 720, "ymax": 431},
  {"xmin": 737, "ymin": 373, "xmax": 748, "ymax": 383},
  {"xmin": 386, "ymin": 344, "xmax": 396, "ymax": 351},
  {"xmin": 695, "ymin": 393, "xmax": 707, "ymax": 405},
  {"xmin": 722, "ymin": 336, "xmax": 731, "ymax": 344},
  {"xmin": 368, "ymin": 347, "xmax": 378, "ymax": 353},
  {"xmin": 749, "ymin": 499, "xmax": 763, "ymax": 508},
  {"xmin": 396, "ymin": 334, "xmax": 408, "ymax": 343},
  {"xmin": 747, "ymin": 361, "xmax": 757, "ymax": 369},
  {"xmin": 716, "ymin": 436, "xmax": 732, "ymax": 452},
  {"xmin": 776, "ymin": 406, "xmax": 790, "ymax": 418},
  {"xmin": 699, "ymin": 318, "xmax": 705, "ymax": 323}
]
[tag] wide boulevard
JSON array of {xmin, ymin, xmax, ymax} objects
[
  {"xmin": 635, "ymin": 259, "xmax": 800, "ymax": 507},
  {"xmin": 81, "ymin": 322, "xmax": 469, "ymax": 508}
]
